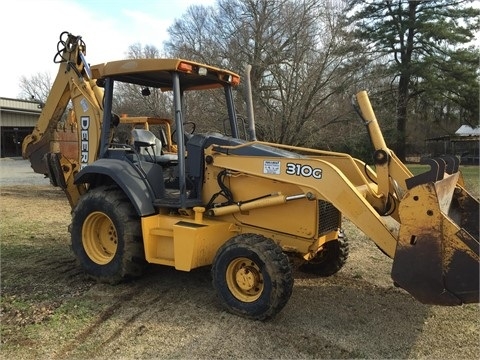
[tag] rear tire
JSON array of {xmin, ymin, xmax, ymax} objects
[
  {"xmin": 70, "ymin": 186, "xmax": 146, "ymax": 284},
  {"xmin": 299, "ymin": 230, "xmax": 349, "ymax": 276},
  {"xmin": 211, "ymin": 234, "xmax": 293, "ymax": 321}
]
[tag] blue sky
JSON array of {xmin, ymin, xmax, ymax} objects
[{"xmin": 0, "ymin": 0, "xmax": 215, "ymax": 98}]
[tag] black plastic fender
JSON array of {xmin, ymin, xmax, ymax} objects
[{"xmin": 74, "ymin": 158, "xmax": 160, "ymax": 216}]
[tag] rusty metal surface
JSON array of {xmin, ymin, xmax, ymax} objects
[
  {"xmin": 392, "ymin": 180, "xmax": 480, "ymax": 305},
  {"xmin": 392, "ymin": 228, "xmax": 462, "ymax": 305},
  {"xmin": 444, "ymin": 228, "xmax": 479, "ymax": 304},
  {"xmin": 449, "ymin": 187, "xmax": 480, "ymax": 243},
  {"xmin": 24, "ymin": 138, "xmax": 50, "ymax": 175}
]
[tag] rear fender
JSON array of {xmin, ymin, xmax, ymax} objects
[{"xmin": 74, "ymin": 158, "xmax": 158, "ymax": 216}]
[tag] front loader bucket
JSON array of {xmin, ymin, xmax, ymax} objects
[{"xmin": 391, "ymin": 171, "xmax": 479, "ymax": 306}]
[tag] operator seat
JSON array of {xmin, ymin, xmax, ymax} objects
[{"xmin": 132, "ymin": 129, "xmax": 178, "ymax": 165}]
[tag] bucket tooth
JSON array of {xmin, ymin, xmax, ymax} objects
[
  {"xmin": 441, "ymin": 155, "xmax": 459, "ymax": 174},
  {"xmin": 406, "ymin": 157, "xmax": 445, "ymax": 189}
]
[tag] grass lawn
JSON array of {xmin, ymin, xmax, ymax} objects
[{"xmin": 407, "ymin": 164, "xmax": 479, "ymax": 197}]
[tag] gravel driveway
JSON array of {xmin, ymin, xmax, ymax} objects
[{"xmin": 0, "ymin": 158, "xmax": 50, "ymax": 186}]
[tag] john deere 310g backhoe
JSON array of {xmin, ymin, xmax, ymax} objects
[{"xmin": 22, "ymin": 32, "xmax": 479, "ymax": 320}]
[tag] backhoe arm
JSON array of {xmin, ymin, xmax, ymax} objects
[{"xmin": 22, "ymin": 31, "xmax": 104, "ymax": 207}]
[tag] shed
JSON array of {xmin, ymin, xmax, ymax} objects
[{"xmin": 426, "ymin": 125, "xmax": 479, "ymax": 165}]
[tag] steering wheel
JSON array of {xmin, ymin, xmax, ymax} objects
[{"xmin": 171, "ymin": 121, "xmax": 196, "ymax": 143}]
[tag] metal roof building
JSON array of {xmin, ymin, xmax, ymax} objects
[
  {"xmin": 426, "ymin": 125, "xmax": 480, "ymax": 165},
  {"xmin": 0, "ymin": 97, "xmax": 42, "ymax": 157}
]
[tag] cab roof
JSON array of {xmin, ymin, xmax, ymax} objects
[{"xmin": 90, "ymin": 58, "xmax": 240, "ymax": 91}]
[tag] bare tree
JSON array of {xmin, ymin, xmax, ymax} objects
[
  {"xmin": 113, "ymin": 43, "xmax": 172, "ymax": 119},
  {"xmin": 165, "ymin": 0, "xmax": 358, "ymax": 148},
  {"xmin": 18, "ymin": 72, "xmax": 52, "ymax": 103}
]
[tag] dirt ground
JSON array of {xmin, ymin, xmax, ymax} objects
[{"xmin": 1, "ymin": 160, "xmax": 479, "ymax": 359}]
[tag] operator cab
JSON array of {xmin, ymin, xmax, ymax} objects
[{"xmin": 90, "ymin": 58, "xmax": 241, "ymax": 210}]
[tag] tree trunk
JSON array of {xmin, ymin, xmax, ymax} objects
[
  {"xmin": 394, "ymin": 1, "xmax": 418, "ymax": 163},
  {"xmin": 395, "ymin": 75, "xmax": 409, "ymax": 162}
]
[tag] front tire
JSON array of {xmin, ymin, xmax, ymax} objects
[
  {"xmin": 70, "ymin": 186, "xmax": 146, "ymax": 283},
  {"xmin": 211, "ymin": 234, "xmax": 293, "ymax": 320}
]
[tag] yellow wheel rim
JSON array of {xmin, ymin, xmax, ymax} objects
[
  {"xmin": 82, "ymin": 211, "xmax": 118, "ymax": 265},
  {"xmin": 226, "ymin": 257, "xmax": 264, "ymax": 302}
]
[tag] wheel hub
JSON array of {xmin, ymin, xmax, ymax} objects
[
  {"xmin": 235, "ymin": 267, "xmax": 258, "ymax": 291},
  {"xmin": 226, "ymin": 257, "xmax": 264, "ymax": 302},
  {"xmin": 82, "ymin": 211, "xmax": 118, "ymax": 265}
]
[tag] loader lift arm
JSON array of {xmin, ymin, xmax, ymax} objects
[
  {"xmin": 208, "ymin": 89, "xmax": 479, "ymax": 306},
  {"xmin": 348, "ymin": 92, "xmax": 479, "ymax": 304}
]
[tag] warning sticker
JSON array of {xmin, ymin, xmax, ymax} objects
[
  {"xmin": 264, "ymin": 160, "xmax": 281, "ymax": 175},
  {"xmin": 80, "ymin": 98, "xmax": 89, "ymax": 112}
]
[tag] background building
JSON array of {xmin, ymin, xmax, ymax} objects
[
  {"xmin": 0, "ymin": 97, "xmax": 41, "ymax": 158},
  {"xmin": 426, "ymin": 125, "xmax": 480, "ymax": 165}
]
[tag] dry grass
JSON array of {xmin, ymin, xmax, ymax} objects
[{"xmin": 1, "ymin": 169, "xmax": 479, "ymax": 359}]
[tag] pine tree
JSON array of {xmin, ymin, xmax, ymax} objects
[{"xmin": 345, "ymin": 0, "xmax": 479, "ymax": 160}]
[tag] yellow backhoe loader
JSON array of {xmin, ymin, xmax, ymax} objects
[{"xmin": 22, "ymin": 32, "xmax": 479, "ymax": 320}]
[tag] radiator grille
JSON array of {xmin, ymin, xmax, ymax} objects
[{"xmin": 318, "ymin": 200, "xmax": 340, "ymax": 236}]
